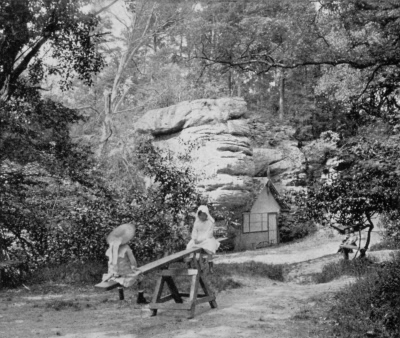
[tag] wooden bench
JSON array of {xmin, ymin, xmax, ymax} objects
[
  {"xmin": 95, "ymin": 239, "xmax": 226, "ymax": 318},
  {"xmin": 340, "ymin": 244, "xmax": 358, "ymax": 250}
]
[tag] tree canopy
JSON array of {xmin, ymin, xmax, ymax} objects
[
  {"xmin": 2, "ymin": 0, "xmax": 400, "ymax": 279},
  {"xmin": 0, "ymin": 0, "xmax": 105, "ymax": 99}
]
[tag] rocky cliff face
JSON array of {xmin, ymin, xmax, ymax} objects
[
  {"xmin": 134, "ymin": 98, "xmax": 307, "ymax": 209},
  {"xmin": 248, "ymin": 118, "xmax": 306, "ymax": 190},
  {"xmin": 135, "ymin": 97, "xmax": 255, "ymax": 207}
]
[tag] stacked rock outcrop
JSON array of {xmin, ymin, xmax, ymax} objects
[{"xmin": 135, "ymin": 97, "xmax": 255, "ymax": 207}]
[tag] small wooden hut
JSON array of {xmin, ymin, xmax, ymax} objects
[{"xmin": 235, "ymin": 178, "xmax": 289, "ymax": 250}]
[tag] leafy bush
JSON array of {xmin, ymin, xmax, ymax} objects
[
  {"xmin": 129, "ymin": 137, "xmax": 202, "ymax": 260},
  {"xmin": 327, "ymin": 254, "xmax": 400, "ymax": 338},
  {"xmin": 279, "ymin": 218, "xmax": 317, "ymax": 243},
  {"xmin": 280, "ymin": 189, "xmax": 317, "ymax": 243},
  {"xmin": 1, "ymin": 136, "xmax": 202, "ymax": 287},
  {"xmin": 378, "ymin": 211, "xmax": 400, "ymax": 245}
]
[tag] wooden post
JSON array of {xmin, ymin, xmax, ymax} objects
[
  {"xmin": 278, "ymin": 69, "xmax": 285, "ymax": 121},
  {"xmin": 118, "ymin": 287, "xmax": 124, "ymax": 300},
  {"xmin": 148, "ymin": 251, "xmax": 217, "ymax": 319},
  {"xmin": 95, "ymin": 243, "xmax": 226, "ymax": 316}
]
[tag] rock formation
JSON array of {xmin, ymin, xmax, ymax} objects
[
  {"xmin": 135, "ymin": 97, "xmax": 255, "ymax": 208},
  {"xmin": 134, "ymin": 98, "xmax": 308, "ymax": 209},
  {"xmin": 248, "ymin": 118, "xmax": 306, "ymax": 189}
]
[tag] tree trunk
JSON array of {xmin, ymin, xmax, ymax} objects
[
  {"xmin": 228, "ymin": 71, "xmax": 232, "ymax": 96},
  {"xmin": 96, "ymin": 91, "xmax": 113, "ymax": 157},
  {"xmin": 278, "ymin": 70, "xmax": 285, "ymax": 121},
  {"xmin": 360, "ymin": 214, "xmax": 374, "ymax": 258},
  {"xmin": 236, "ymin": 72, "xmax": 242, "ymax": 97}
]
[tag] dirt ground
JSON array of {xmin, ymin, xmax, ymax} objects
[{"xmin": 0, "ymin": 229, "xmax": 385, "ymax": 338}]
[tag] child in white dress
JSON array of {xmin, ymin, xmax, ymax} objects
[{"xmin": 186, "ymin": 206, "xmax": 220, "ymax": 271}]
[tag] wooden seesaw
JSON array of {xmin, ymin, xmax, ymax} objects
[{"xmin": 95, "ymin": 238, "xmax": 226, "ymax": 319}]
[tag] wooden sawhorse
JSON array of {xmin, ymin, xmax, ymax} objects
[
  {"xmin": 149, "ymin": 248, "xmax": 217, "ymax": 319},
  {"xmin": 95, "ymin": 245, "xmax": 221, "ymax": 318}
]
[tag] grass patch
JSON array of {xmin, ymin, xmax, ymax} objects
[
  {"xmin": 370, "ymin": 239, "xmax": 400, "ymax": 251},
  {"xmin": 216, "ymin": 261, "xmax": 285, "ymax": 281},
  {"xmin": 44, "ymin": 299, "xmax": 81, "ymax": 311},
  {"xmin": 29, "ymin": 261, "xmax": 106, "ymax": 285},
  {"xmin": 292, "ymin": 307, "xmax": 313, "ymax": 321},
  {"xmin": 136, "ymin": 261, "xmax": 282, "ymax": 295},
  {"xmin": 312, "ymin": 258, "xmax": 375, "ymax": 284},
  {"xmin": 211, "ymin": 277, "xmax": 242, "ymax": 292},
  {"xmin": 21, "ymin": 260, "xmax": 282, "ymax": 300},
  {"xmin": 326, "ymin": 253, "xmax": 400, "ymax": 338}
]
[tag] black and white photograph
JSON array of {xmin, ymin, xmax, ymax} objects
[{"xmin": 1, "ymin": 1, "xmax": 399, "ymax": 337}]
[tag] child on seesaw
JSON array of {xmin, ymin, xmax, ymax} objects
[
  {"xmin": 102, "ymin": 222, "xmax": 148, "ymax": 304},
  {"xmin": 186, "ymin": 205, "xmax": 220, "ymax": 272}
]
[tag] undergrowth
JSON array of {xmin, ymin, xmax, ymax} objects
[
  {"xmin": 5, "ymin": 260, "xmax": 283, "ymax": 297},
  {"xmin": 313, "ymin": 258, "xmax": 376, "ymax": 284},
  {"xmin": 326, "ymin": 253, "xmax": 400, "ymax": 338},
  {"xmin": 28, "ymin": 260, "xmax": 106, "ymax": 285},
  {"xmin": 370, "ymin": 239, "xmax": 400, "ymax": 251}
]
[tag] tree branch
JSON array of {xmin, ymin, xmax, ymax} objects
[
  {"xmin": 9, "ymin": 37, "xmax": 49, "ymax": 89},
  {"xmin": 92, "ymin": 0, "xmax": 119, "ymax": 16}
]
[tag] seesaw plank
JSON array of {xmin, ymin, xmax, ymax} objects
[
  {"xmin": 138, "ymin": 247, "xmax": 203, "ymax": 275},
  {"xmin": 138, "ymin": 238, "xmax": 227, "ymax": 275},
  {"xmin": 95, "ymin": 280, "xmax": 120, "ymax": 290},
  {"xmin": 95, "ymin": 238, "xmax": 227, "ymax": 290}
]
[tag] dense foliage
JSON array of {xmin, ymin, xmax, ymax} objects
[
  {"xmin": 1, "ymin": 0, "xmax": 400, "ymax": 303},
  {"xmin": 0, "ymin": 0, "xmax": 109, "ymax": 271},
  {"xmin": 128, "ymin": 137, "xmax": 202, "ymax": 260},
  {"xmin": 279, "ymin": 190, "xmax": 317, "ymax": 243},
  {"xmin": 328, "ymin": 254, "xmax": 400, "ymax": 338},
  {"xmin": 0, "ymin": 0, "xmax": 104, "ymax": 99}
]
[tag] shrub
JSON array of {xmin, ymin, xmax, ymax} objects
[
  {"xmin": 279, "ymin": 216, "xmax": 317, "ymax": 243},
  {"xmin": 29, "ymin": 261, "xmax": 106, "ymax": 285},
  {"xmin": 280, "ymin": 190, "xmax": 318, "ymax": 243},
  {"xmin": 1, "ymin": 136, "xmax": 202, "ymax": 287},
  {"xmin": 379, "ymin": 211, "xmax": 400, "ymax": 244},
  {"xmin": 370, "ymin": 239, "xmax": 400, "ymax": 252},
  {"xmin": 326, "ymin": 253, "xmax": 400, "ymax": 338}
]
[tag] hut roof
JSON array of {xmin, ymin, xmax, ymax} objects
[{"xmin": 252, "ymin": 177, "xmax": 290, "ymax": 212}]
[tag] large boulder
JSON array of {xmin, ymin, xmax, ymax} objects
[
  {"xmin": 135, "ymin": 98, "xmax": 247, "ymax": 136},
  {"xmin": 135, "ymin": 98, "xmax": 255, "ymax": 207}
]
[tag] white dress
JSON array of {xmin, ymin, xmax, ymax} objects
[
  {"xmin": 102, "ymin": 244, "xmax": 142, "ymax": 287},
  {"xmin": 186, "ymin": 206, "xmax": 220, "ymax": 255}
]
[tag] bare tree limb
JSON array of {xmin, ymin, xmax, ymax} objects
[{"xmin": 92, "ymin": 0, "xmax": 119, "ymax": 16}]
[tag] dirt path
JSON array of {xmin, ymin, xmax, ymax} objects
[
  {"xmin": 1, "ymin": 277, "xmax": 348, "ymax": 338},
  {"xmin": 0, "ymin": 230, "xmax": 384, "ymax": 338}
]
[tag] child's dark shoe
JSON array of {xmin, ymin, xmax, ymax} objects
[
  {"xmin": 209, "ymin": 262, "xmax": 214, "ymax": 274},
  {"xmin": 136, "ymin": 292, "xmax": 149, "ymax": 304}
]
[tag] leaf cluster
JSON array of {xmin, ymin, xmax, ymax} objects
[{"xmin": 0, "ymin": 0, "xmax": 104, "ymax": 98}]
